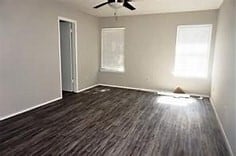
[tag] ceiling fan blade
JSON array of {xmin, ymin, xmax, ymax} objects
[
  {"xmin": 94, "ymin": 2, "xmax": 109, "ymax": 9},
  {"xmin": 123, "ymin": 1, "xmax": 136, "ymax": 10}
]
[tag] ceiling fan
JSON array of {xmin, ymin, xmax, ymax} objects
[{"xmin": 94, "ymin": 0, "xmax": 136, "ymax": 11}]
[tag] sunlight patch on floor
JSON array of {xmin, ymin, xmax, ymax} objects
[{"xmin": 157, "ymin": 96, "xmax": 196, "ymax": 107}]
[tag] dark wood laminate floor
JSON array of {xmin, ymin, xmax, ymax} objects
[
  {"xmin": 0, "ymin": 86, "xmax": 231, "ymax": 156},
  {"xmin": 62, "ymin": 91, "xmax": 76, "ymax": 98}
]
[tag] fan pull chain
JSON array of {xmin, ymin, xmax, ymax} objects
[{"xmin": 114, "ymin": 9, "xmax": 118, "ymax": 21}]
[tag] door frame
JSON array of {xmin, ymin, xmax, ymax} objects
[{"xmin": 58, "ymin": 16, "xmax": 79, "ymax": 95}]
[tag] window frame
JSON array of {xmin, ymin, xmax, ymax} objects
[
  {"xmin": 100, "ymin": 27, "xmax": 125, "ymax": 73},
  {"xmin": 173, "ymin": 24, "xmax": 213, "ymax": 79}
]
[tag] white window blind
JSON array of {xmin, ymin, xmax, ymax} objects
[
  {"xmin": 174, "ymin": 25, "xmax": 212, "ymax": 78},
  {"xmin": 101, "ymin": 28, "xmax": 125, "ymax": 72}
]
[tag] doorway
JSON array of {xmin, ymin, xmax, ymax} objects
[{"xmin": 58, "ymin": 17, "xmax": 78, "ymax": 96}]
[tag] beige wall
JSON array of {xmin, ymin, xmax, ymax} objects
[
  {"xmin": 0, "ymin": 0, "xmax": 99, "ymax": 119},
  {"xmin": 98, "ymin": 11, "xmax": 218, "ymax": 95},
  {"xmin": 211, "ymin": 0, "xmax": 236, "ymax": 155}
]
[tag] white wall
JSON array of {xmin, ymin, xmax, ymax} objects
[
  {"xmin": 211, "ymin": 0, "xmax": 236, "ymax": 154},
  {"xmin": 0, "ymin": 0, "xmax": 99, "ymax": 119},
  {"xmin": 98, "ymin": 11, "xmax": 218, "ymax": 95}
]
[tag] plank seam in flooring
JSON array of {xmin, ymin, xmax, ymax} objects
[{"xmin": 210, "ymin": 98, "xmax": 234, "ymax": 156}]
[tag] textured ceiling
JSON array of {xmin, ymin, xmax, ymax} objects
[{"xmin": 55, "ymin": 0, "xmax": 223, "ymax": 17}]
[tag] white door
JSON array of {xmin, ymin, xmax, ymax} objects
[{"xmin": 60, "ymin": 21, "xmax": 73, "ymax": 92}]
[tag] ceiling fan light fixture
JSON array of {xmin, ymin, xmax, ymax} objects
[
  {"xmin": 93, "ymin": 0, "xmax": 136, "ymax": 11},
  {"xmin": 109, "ymin": 2, "xmax": 124, "ymax": 9}
]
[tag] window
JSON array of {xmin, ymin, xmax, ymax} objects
[
  {"xmin": 174, "ymin": 25, "xmax": 212, "ymax": 78},
  {"xmin": 101, "ymin": 28, "xmax": 125, "ymax": 72}
]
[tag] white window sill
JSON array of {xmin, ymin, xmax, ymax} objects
[{"xmin": 100, "ymin": 68, "xmax": 125, "ymax": 73}]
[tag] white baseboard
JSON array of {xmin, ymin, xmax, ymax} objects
[
  {"xmin": 0, "ymin": 84, "xmax": 209, "ymax": 121},
  {"xmin": 210, "ymin": 98, "xmax": 234, "ymax": 156},
  {"xmin": 98, "ymin": 83, "xmax": 158, "ymax": 93},
  {"xmin": 1, "ymin": 84, "xmax": 229, "ymax": 155},
  {"xmin": 0, "ymin": 97, "xmax": 62, "ymax": 121},
  {"xmin": 75, "ymin": 84, "xmax": 99, "ymax": 93},
  {"xmin": 98, "ymin": 83, "xmax": 209, "ymax": 98},
  {"xmin": 0, "ymin": 85, "xmax": 101, "ymax": 122}
]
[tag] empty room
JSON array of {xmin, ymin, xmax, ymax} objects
[{"xmin": 0, "ymin": 0, "xmax": 235, "ymax": 155}]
